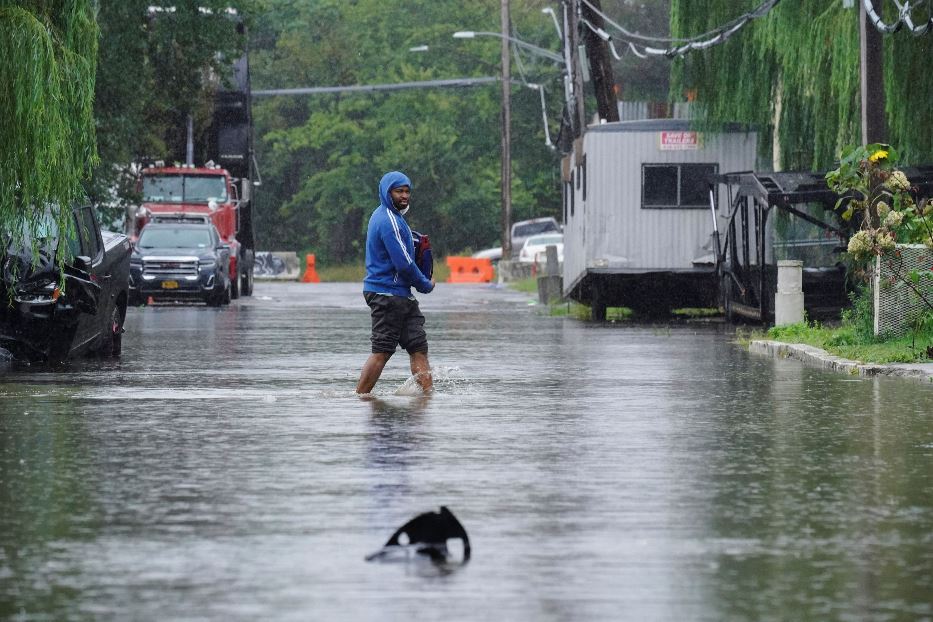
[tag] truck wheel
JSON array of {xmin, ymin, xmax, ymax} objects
[
  {"xmin": 102, "ymin": 302, "xmax": 126, "ymax": 357},
  {"xmin": 241, "ymin": 268, "xmax": 253, "ymax": 296},
  {"xmin": 222, "ymin": 283, "xmax": 232, "ymax": 305},
  {"xmin": 590, "ymin": 283, "xmax": 607, "ymax": 321},
  {"xmin": 722, "ymin": 275, "xmax": 734, "ymax": 323},
  {"xmin": 230, "ymin": 272, "xmax": 240, "ymax": 299}
]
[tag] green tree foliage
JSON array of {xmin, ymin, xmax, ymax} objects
[
  {"xmin": 669, "ymin": 1, "xmax": 933, "ymax": 170},
  {"xmin": 0, "ymin": 0, "xmax": 97, "ymax": 259},
  {"xmin": 90, "ymin": 1, "xmax": 253, "ymax": 215},
  {"xmin": 250, "ymin": 0, "xmax": 563, "ymax": 262}
]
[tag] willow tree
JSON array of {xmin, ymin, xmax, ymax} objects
[
  {"xmin": 0, "ymin": 1, "xmax": 98, "ymax": 260},
  {"xmin": 669, "ymin": 1, "xmax": 933, "ymax": 170}
]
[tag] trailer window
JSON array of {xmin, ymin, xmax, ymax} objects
[{"xmin": 642, "ymin": 163, "xmax": 717, "ymax": 209}]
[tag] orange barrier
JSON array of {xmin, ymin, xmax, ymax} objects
[
  {"xmin": 446, "ymin": 256, "xmax": 494, "ymax": 283},
  {"xmin": 301, "ymin": 253, "xmax": 321, "ymax": 283}
]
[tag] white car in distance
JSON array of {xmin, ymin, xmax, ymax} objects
[{"xmin": 518, "ymin": 233, "xmax": 564, "ymax": 265}]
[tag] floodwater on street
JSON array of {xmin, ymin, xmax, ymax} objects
[{"xmin": 1, "ymin": 281, "xmax": 932, "ymax": 621}]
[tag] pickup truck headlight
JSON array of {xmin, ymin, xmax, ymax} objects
[
  {"xmin": 14, "ymin": 278, "xmax": 61, "ymax": 303},
  {"xmin": 199, "ymin": 260, "xmax": 216, "ymax": 270}
]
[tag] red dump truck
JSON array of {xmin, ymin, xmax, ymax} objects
[
  {"xmin": 129, "ymin": 163, "xmax": 254, "ymax": 298},
  {"xmin": 126, "ymin": 12, "xmax": 257, "ymax": 299}
]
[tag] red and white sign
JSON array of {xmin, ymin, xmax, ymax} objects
[{"xmin": 659, "ymin": 131, "xmax": 699, "ymax": 150}]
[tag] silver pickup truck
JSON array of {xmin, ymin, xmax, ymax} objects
[{"xmin": 511, "ymin": 217, "xmax": 561, "ymax": 257}]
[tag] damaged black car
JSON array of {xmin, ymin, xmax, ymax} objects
[{"xmin": 1, "ymin": 205, "xmax": 131, "ymax": 363}]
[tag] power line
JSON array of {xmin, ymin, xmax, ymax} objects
[
  {"xmin": 579, "ymin": 0, "xmax": 782, "ymax": 57},
  {"xmin": 254, "ymin": 75, "xmax": 556, "ymax": 148},
  {"xmin": 253, "ymin": 77, "xmax": 509, "ymax": 97}
]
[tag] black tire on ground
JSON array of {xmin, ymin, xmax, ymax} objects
[
  {"xmin": 241, "ymin": 268, "xmax": 253, "ymax": 296},
  {"xmin": 222, "ymin": 283, "xmax": 231, "ymax": 305},
  {"xmin": 722, "ymin": 275, "xmax": 734, "ymax": 323},
  {"xmin": 230, "ymin": 270, "xmax": 240, "ymax": 299},
  {"xmin": 101, "ymin": 301, "xmax": 125, "ymax": 356},
  {"xmin": 206, "ymin": 289, "xmax": 223, "ymax": 307},
  {"xmin": 590, "ymin": 282, "xmax": 607, "ymax": 322}
]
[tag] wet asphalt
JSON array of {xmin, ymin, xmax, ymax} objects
[{"xmin": 1, "ymin": 281, "xmax": 932, "ymax": 621}]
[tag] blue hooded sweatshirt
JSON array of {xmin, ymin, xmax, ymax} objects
[{"xmin": 363, "ymin": 171, "xmax": 434, "ymax": 297}]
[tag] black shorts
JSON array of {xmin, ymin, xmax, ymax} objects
[{"xmin": 364, "ymin": 292, "xmax": 429, "ymax": 355}]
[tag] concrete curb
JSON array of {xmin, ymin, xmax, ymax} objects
[{"xmin": 749, "ymin": 340, "xmax": 933, "ymax": 384}]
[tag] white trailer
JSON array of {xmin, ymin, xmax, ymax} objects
[{"xmin": 561, "ymin": 119, "xmax": 758, "ymax": 318}]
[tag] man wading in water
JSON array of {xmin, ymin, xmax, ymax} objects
[{"xmin": 356, "ymin": 171, "xmax": 435, "ymax": 395}]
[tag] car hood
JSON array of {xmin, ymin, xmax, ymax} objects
[
  {"xmin": 135, "ymin": 247, "xmax": 217, "ymax": 261},
  {"xmin": 523, "ymin": 242, "xmax": 564, "ymax": 252}
]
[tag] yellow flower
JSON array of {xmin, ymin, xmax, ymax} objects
[{"xmin": 869, "ymin": 149, "xmax": 889, "ymax": 162}]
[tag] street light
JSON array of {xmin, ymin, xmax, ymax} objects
[
  {"xmin": 452, "ymin": 31, "xmax": 563, "ymax": 63},
  {"xmin": 454, "ymin": 19, "xmax": 566, "ymax": 259},
  {"xmin": 541, "ymin": 7, "xmax": 562, "ymax": 40}
]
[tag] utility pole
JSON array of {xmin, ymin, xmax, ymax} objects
[
  {"xmin": 500, "ymin": 0, "xmax": 513, "ymax": 259},
  {"xmin": 581, "ymin": 0, "xmax": 619, "ymax": 123},
  {"xmin": 566, "ymin": 0, "xmax": 587, "ymax": 136},
  {"xmin": 860, "ymin": 0, "xmax": 886, "ymax": 145}
]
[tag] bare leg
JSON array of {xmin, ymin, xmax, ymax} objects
[
  {"xmin": 357, "ymin": 352, "xmax": 392, "ymax": 394},
  {"xmin": 409, "ymin": 351, "xmax": 433, "ymax": 394}
]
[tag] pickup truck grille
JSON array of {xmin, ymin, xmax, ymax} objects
[{"xmin": 142, "ymin": 257, "xmax": 199, "ymax": 278}]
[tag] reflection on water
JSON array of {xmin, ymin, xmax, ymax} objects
[{"xmin": 1, "ymin": 282, "xmax": 931, "ymax": 620}]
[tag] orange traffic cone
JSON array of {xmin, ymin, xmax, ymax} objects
[{"xmin": 301, "ymin": 254, "xmax": 321, "ymax": 283}]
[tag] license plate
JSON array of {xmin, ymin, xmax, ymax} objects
[{"xmin": 161, "ymin": 280, "xmax": 179, "ymax": 289}]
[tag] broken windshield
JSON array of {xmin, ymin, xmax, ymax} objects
[{"xmin": 2, "ymin": 210, "xmax": 61, "ymax": 250}]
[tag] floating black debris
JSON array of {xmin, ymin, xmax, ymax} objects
[{"xmin": 366, "ymin": 506, "xmax": 470, "ymax": 564}]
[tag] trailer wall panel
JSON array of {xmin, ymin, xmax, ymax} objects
[{"xmin": 563, "ymin": 121, "xmax": 757, "ymax": 297}]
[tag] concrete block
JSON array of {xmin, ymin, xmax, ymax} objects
[
  {"xmin": 775, "ymin": 259, "xmax": 804, "ymax": 325},
  {"xmin": 497, "ymin": 260, "xmax": 532, "ymax": 283},
  {"xmin": 776, "ymin": 259, "xmax": 803, "ymax": 293},
  {"xmin": 537, "ymin": 275, "xmax": 563, "ymax": 304},
  {"xmin": 775, "ymin": 291, "xmax": 805, "ymax": 326}
]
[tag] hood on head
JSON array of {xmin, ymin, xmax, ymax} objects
[{"xmin": 378, "ymin": 171, "xmax": 411, "ymax": 211}]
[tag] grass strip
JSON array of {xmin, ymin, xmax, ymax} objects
[{"xmin": 763, "ymin": 321, "xmax": 933, "ymax": 364}]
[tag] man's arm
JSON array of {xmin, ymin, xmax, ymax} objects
[{"xmin": 379, "ymin": 213, "xmax": 434, "ymax": 293}]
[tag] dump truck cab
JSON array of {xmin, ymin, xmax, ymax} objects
[{"xmin": 131, "ymin": 163, "xmax": 248, "ymax": 298}]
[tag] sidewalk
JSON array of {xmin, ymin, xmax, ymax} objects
[{"xmin": 750, "ymin": 340, "xmax": 933, "ymax": 384}]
